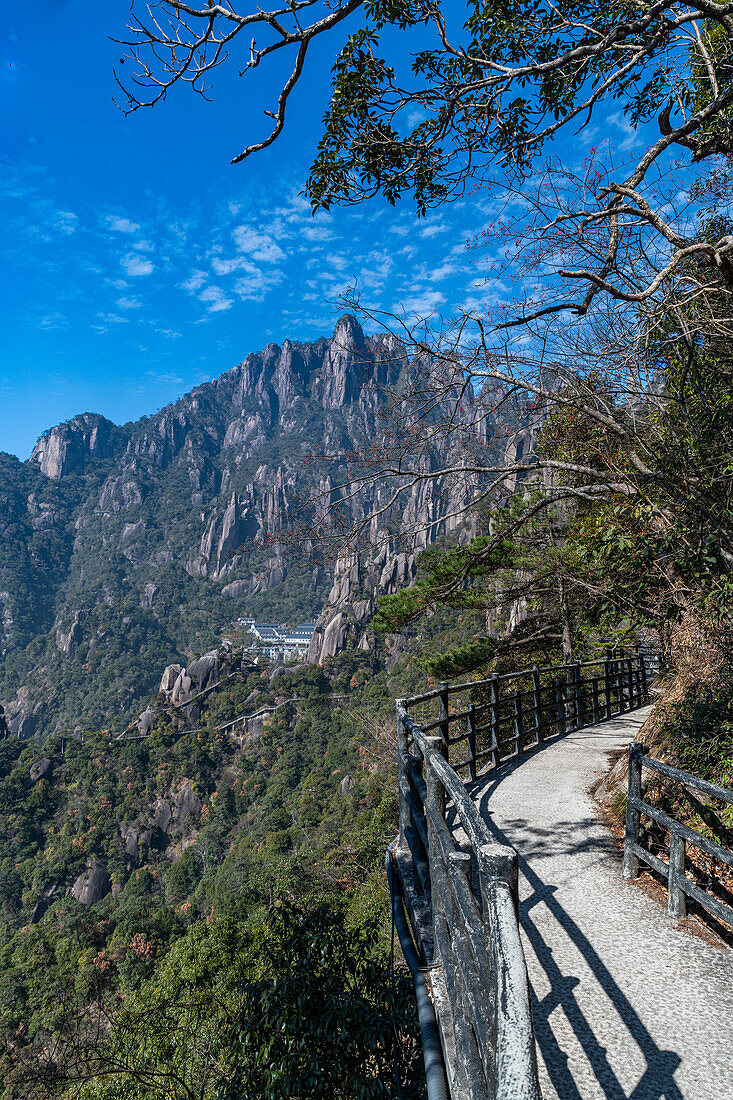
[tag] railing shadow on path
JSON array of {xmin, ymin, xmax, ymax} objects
[{"xmin": 471, "ymin": 756, "xmax": 685, "ymax": 1100}]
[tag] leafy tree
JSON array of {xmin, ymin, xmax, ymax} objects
[{"xmin": 59, "ymin": 902, "xmax": 422, "ymax": 1100}]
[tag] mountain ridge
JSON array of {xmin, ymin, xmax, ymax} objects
[{"xmin": 1, "ymin": 315, "xmax": 491, "ymax": 738}]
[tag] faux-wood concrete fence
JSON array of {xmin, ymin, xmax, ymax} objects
[
  {"xmin": 623, "ymin": 744, "xmax": 733, "ymax": 926},
  {"xmin": 393, "ymin": 649, "xmax": 651, "ymax": 1100}
]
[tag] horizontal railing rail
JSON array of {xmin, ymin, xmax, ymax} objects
[{"xmin": 623, "ymin": 743, "xmax": 733, "ymax": 927}]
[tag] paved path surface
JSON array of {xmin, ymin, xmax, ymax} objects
[{"xmin": 469, "ymin": 707, "xmax": 733, "ymax": 1100}]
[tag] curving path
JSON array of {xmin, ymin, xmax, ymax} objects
[{"xmin": 469, "ymin": 707, "xmax": 733, "ymax": 1100}]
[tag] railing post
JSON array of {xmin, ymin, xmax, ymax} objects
[
  {"xmin": 467, "ymin": 703, "xmax": 477, "ymax": 781},
  {"xmin": 513, "ymin": 690, "xmax": 523, "ymax": 756},
  {"xmin": 396, "ymin": 701, "xmax": 409, "ymax": 851},
  {"xmin": 532, "ymin": 666, "xmax": 543, "ymax": 744},
  {"xmin": 639, "ymin": 645, "xmax": 648, "ymax": 702},
  {"xmin": 478, "ymin": 842, "xmax": 519, "ymax": 917},
  {"xmin": 603, "ymin": 649, "xmax": 612, "ymax": 719},
  {"xmin": 554, "ymin": 677, "xmax": 565, "ymax": 735},
  {"xmin": 490, "ymin": 674, "xmax": 500, "ymax": 768},
  {"xmin": 425, "ymin": 734, "xmax": 447, "ymax": 820},
  {"xmin": 623, "ymin": 742, "xmax": 647, "ymax": 879},
  {"xmin": 438, "ymin": 681, "xmax": 449, "ymax": 752},
  {"xmin": 668, "ymin": 830, "xmax": 687, "ymax": 919},
  {"xmin": 591, "ymin": 676, "xmax": 600, "ymax": 724},
  {"xmin": 618, "ymin": 650, "xmax": 626, "ymax": 711},
  {"xmin": 449, "ymin": 849, "xmax": 473, "ymax": 911},
  {"xmin": 573, "ymin": 660, "xmax": 582, "ymax": 727}
]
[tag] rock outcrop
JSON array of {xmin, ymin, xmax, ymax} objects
[
  {"xmin": 160, "ymin": 641, "xmax": 248, "ymax": 708},
  {"xmin": 307, "ymin": 546, "xmax": 418, "ymax": 664},
  {"xmin": 120, "ymin": 823, "xmax": 152, "ymax": 865},
  {"xmin": 31, "ymin": 413, "xmax": 122, "ymax": 480},
  {"xmin": 173, "ymin": 780, "xmax": 202, "ymax": 829},
  {"xmin": 55, "ymin": 611, "xmax": 83, "ymax": 656},
  {"xmin": 29, "ymin": 757, "xmax": 51, "ymax": 782},
  {"xmin": 71, "ymin": 857, "xmax": 110, "ymax": 906}
]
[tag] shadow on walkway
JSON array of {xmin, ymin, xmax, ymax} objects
[{"xmin": 474, "ymin": 771, "xmax": 685, "ymax": 1100}]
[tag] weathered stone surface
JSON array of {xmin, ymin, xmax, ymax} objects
[
  {"xmin": 56, "ymin": 611, "xmax": 83, "ymax": 655},
  {"xmin": 31, "ymin": 413, "xmax": 119, "ymax": 479},
  {"xmin": 137, "ymin": 707, "xmax": 156, "ymax": 737},
  {"xmin": 159, "ymin": 664, "xmax": 183, "ymax": 697},
  {"xmin": 120, "ymin": 823, "xmax": 152, "ymax": 863},
  {"xmin": 152, "ymin": 798, "xmax": 172, "ymax": 833},
  {"xmin": 171, "ymin": 669, "xmax": 194, "ymax": 707},
  {"xmin": 173, "ymin": 781, "xmax": 202, "ymax": 829},
  {"xmin": 140, "ymin": 582, "xmax": 158, "ymax": 610},
  {"xmin": 71, "ymin": 857, "xmax": 110, "ymax": 906},
  {"xmin": 29, "ymin": 757, "xmax": 51, "ymax": 782},
  {"xmin": 30, "ymin": 882, "xmax": 58, "ymax": 923},
  {"xmin": 339, "ymin": 774, "xmax": 355, "ymax": 797},
  {"xmin": 3, "ymin": 686, "xmax": 42, "ymax": 739}
]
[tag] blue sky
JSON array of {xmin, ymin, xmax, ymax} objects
[{"xmin": 0, "ymin": 3, "xmax": 644, "ymax": 460}]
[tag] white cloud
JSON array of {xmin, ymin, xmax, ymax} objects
[
  {"xmin": 359, "ymin": 251, "xmax": 393, "ymax": 291},
  {"xmin": 428, "ymin": 263, "xmax": 458, "ymax": 282},
  {"xmin": 233, "ymin": 267, "xmax": 284, "ymax": 302},
  {"xmin": 232, "ymin": 225, "xmax": 285, "ymax": 262},
  {"xmin": 106, "ymin": 216, "xmax": 140, "ymax": 234},
  {"xmin": 199, "ymin": 285, "xmax": 234, "ymax": 312},
  {"xmin": 607, "ymin": 111, "xmax": 640, "ymax": 152},
  {"xmin": 394, "ymin": 288, "xmax": 445, "ymax": 316},
  {"xmin": 55, "ymin": 211, "xmax": 77, "ymax": 235},
  {"xmin": 147, "ymin": 369, "xmax": 184, "ymax": 383},
  {"xmin": 273, "ymin": 193, "xmax": 311, "ymax": 221},
  {"xmin": 122, "ymin": 253, "xmax": 154, "ymax": 277},
  {"xmin": 116, "ymin": 296, "xmax": 142, "ymax": 310},
  {"xmin": 38, "ymin": 311, "xmax": 68, "ymax": 330},
  {"xmin": 407, "ymin": 108, "xmax": 427, "ymax": 128},
  {"xmin": 448, "ymin": 240, "xmax": 471, "ymax": 258},
  {"xmin": 301, "ymin": 224, "xmax": 333, "ymax": 242},
  {"xmin": 181, "ymin": 269, "xmax": 207, "ymax": 292},
  {"xmin": 211, "ymin": 255, "xmax": 248, "ymax": 276},
  {"xmin": 319, "ymin": 251, "xmax": 349, "ymax": 273},
  {"xmin": 419, "ymin": 221, "xmax": 448, "ymax": 239}
]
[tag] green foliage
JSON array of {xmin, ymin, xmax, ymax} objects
[
  {"xmin": 659, "ymin": 685, "xmax": 733, "ymax": 798},
  {"xmin": 421, "ymin": 637, "xmax": 497, "ymax": 680},
  {"xmin": 220, "ymin": 901, "xmax": 422, "ymax": 1100},
  {"xmin": 374, "ymin": 535, "xmax": 511, "ymax": 634},
  {"xmin": 304, "ymin": 0, "xmax": 730, "ymax": 211},
  {"xmin": 67, "ymin": 901, "xmax": 422, "ymax": 1100}
]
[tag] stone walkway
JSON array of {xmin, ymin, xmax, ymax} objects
[{"xmin": 470, "ymin": 707, "xmax": 733, "ymax": 1100}]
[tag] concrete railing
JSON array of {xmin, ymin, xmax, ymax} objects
[
  {"xmin": 394, "ymin": 705, "xmax": 540, "ymax": 1100},
  {"xmin": 392, "ymin": 649, "xmax": 651, "ymax": 1099},
  {"xmin": 624, "ymin": 744, "xmax": 733, "ymax": 926}
]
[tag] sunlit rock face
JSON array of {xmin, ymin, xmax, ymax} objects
[{"xmin": 31, "ymin": 413, "xmax": 122, "ymax": 479}]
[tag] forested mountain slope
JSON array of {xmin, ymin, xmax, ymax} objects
[{"xmin": 0, "ymin": 603, "xmax": 487, "ymax": 1099}]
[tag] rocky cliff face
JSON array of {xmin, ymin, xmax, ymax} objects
[
  {"xmin": 0, "ymin": 316, "xmax": 514, "ymax": 734},
  {"xmin": 30, "ymin": 413, "xmax": 125, "ymax": 480}
]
